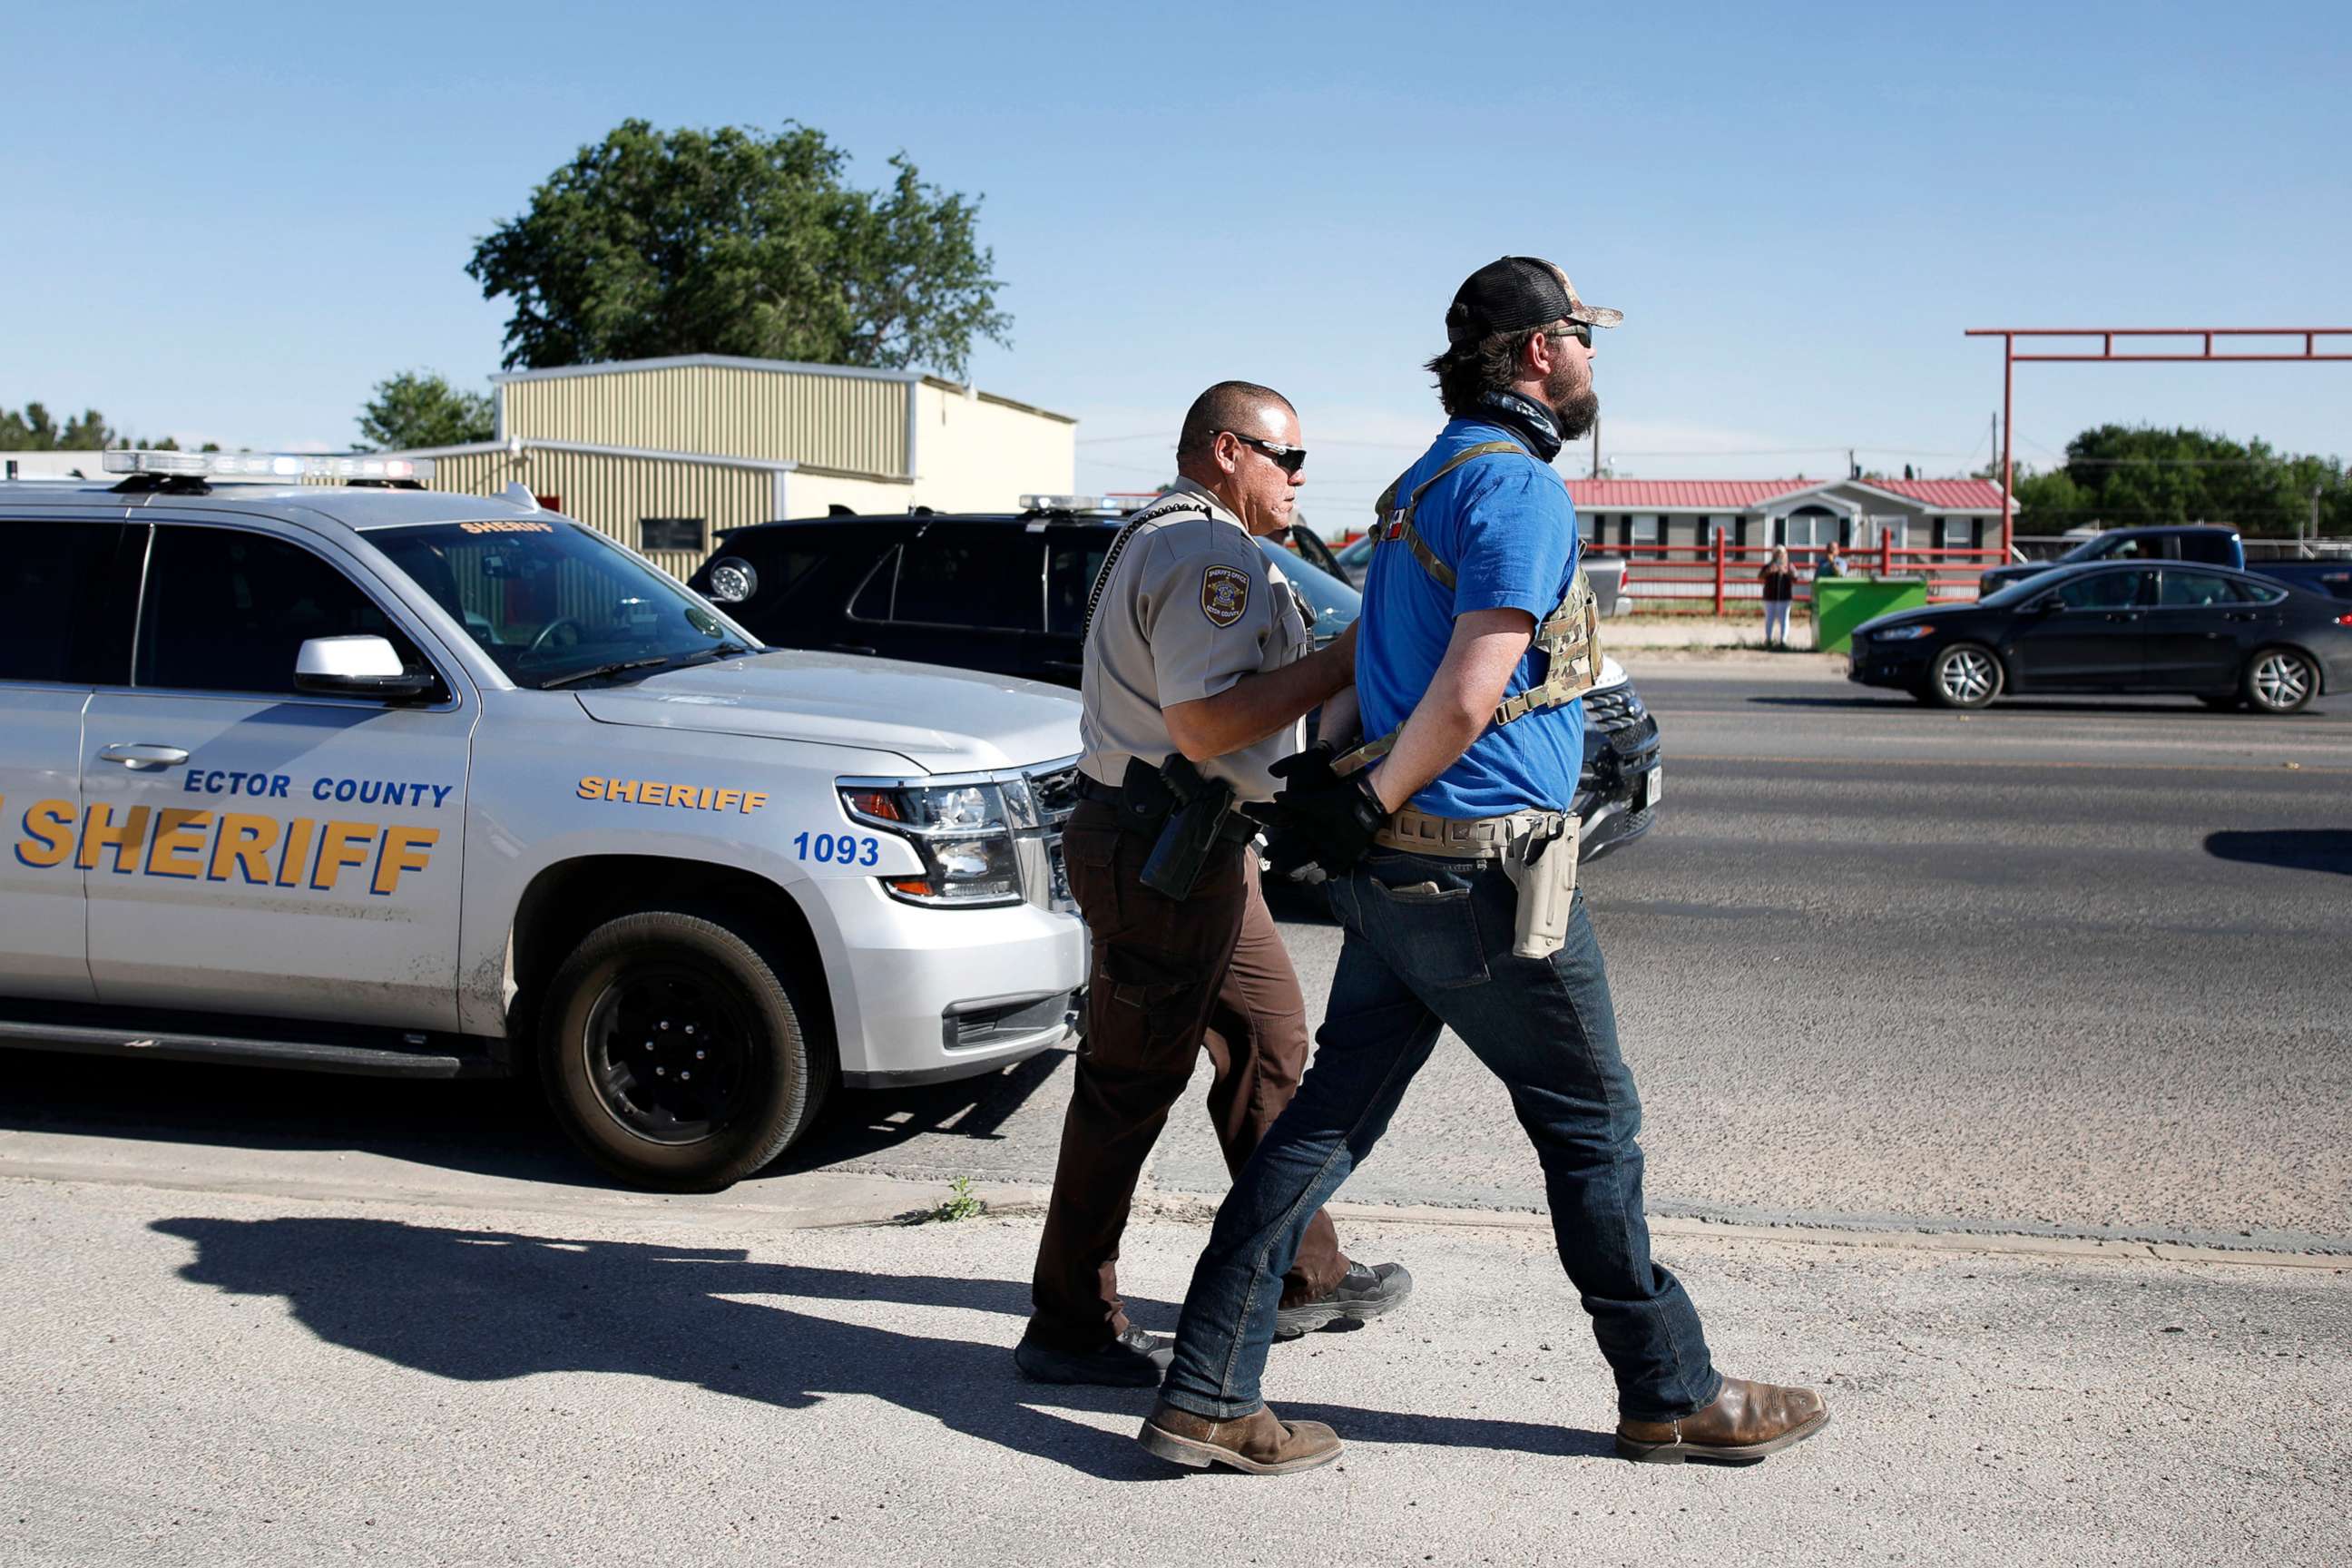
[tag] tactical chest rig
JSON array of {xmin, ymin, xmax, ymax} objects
[{"xmin": 1334, "ymin": 439, "xmax": 1604, "ymax": 777}]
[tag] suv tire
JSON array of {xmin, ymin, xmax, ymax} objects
[
  {"xmin": 1928, "ymin": 642, "xmax": 2003, "ymax": 710},
  {"xmin": 2242, "ymin": 646, "xmax": 2318, "ymax": 715},
  {"xmin": 541, "ymin": 908, "xmax": 830, "ymax": 1191}
]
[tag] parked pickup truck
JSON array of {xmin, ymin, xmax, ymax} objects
[
  {"xmin": 1979, "ymin": 525, "xmax": 2246, "ymax": 595},
  {"xmin": 1980, "ymin": 524, "xmax": 2351, "ymax": 603},
  {"xmin": 0, "ymin": 454, "xmax": 1088, "ymax": 1192}
]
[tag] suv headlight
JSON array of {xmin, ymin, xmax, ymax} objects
[{"xmin": 839, "ymin": 779, "xmax": 1024, "ymax": 907}]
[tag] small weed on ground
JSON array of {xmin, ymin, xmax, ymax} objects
[{"xmin": 904, "ymin": 1175, "xmax": 988, "ymax": 1224}]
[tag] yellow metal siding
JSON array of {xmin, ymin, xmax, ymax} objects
[
  {"xmin": 414, "ymin": 449, "xmax": 779, "ymax": 580},
  {"xmin": 504, "ymin": 364, "xmax": 909, "ymax": 475},
  {"xmin": 910, "ymin": 383, "xmax": 1078, "ymax": 511}
]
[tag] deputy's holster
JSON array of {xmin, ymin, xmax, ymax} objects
[{"xmin": 1120, "ymin": 754, "xmax": 1248, "ymax": 900}]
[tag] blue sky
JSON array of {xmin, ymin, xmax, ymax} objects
[{"xmin": 5, "ymin": 0, "xmax": 2346, "ymax": 521}]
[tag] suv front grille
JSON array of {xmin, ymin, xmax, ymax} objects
[{"xmin": 1012, "ymin": 756, "xmax": 1082, "ymax": 915}]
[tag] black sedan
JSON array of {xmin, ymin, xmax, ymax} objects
[{"xmin": 1847, "ymin": 561, "xmax": 2352, "ymax": 713}]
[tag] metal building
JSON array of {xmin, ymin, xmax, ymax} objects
[{"xmin": 391, "ymin": 355, "xmax": 1077, "ymax": 575}]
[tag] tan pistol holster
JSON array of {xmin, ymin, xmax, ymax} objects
[{"xmin": 1333, "ymin": 439, "xmax": 1604, "ymax": 779}]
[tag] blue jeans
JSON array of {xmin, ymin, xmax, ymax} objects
[{"xmin": 1160, "ymin": 848, "xmax": 1722, "ymax": 1424}]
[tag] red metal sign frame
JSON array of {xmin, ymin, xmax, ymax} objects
[{"xmin": 1965, "ymin": 328, "xmax": 2352, "ymax": 554}]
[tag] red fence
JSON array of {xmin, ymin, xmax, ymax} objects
[{"xmin": 1582, "ymin": 537, "xmax": 2007, "ymax": 612}]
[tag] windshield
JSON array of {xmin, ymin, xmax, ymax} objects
[
  {"xmin": 1260, "ymin": 537, "xmax": 1361, "ymax": 633},
  {"xmin": 368, "ymin": 521, "xmax": 760, "ymax": 689}
]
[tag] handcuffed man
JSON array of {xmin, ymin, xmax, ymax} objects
[
  {"xmin": 1139, "ymin": 261, "xmax": 1828, "ymax": 1472},
  {"xmin": 1014, "ymin": 381, "xmax": 1412, "ymax": 1386}
]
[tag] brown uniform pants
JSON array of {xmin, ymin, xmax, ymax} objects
[{"xmin": 1028, "ymin": 798, "xmax": 1348, "ymax": 1350}]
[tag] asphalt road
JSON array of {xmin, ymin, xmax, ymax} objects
[{"xmin": 2, "ymin": 662, "xmax": 2346, "ymax": 1249}]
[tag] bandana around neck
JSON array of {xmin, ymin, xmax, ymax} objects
[{"xmin": 1471, "ymin": 389, "xmax": 1564, "ymax": 463}]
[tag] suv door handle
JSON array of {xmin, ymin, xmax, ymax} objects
[
  {"xmin": 99, "ymin": 743, "xmax": 191, "ymax": 770},
  {"xmin": 828, "ymin": 643, "xmax": 877, "ymax": 657}
]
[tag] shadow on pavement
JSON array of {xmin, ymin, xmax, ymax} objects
[
  {"xmin": 150, "ymin": 1216, "xmax": 1613, "ymax": 1475},
  {"xmin": 2203, "ymin": 829, "xmax": 2352, "ymax": 877},
  {"xmin": 0, "ymin": 1044, "xmax": 1069, "ymax": 1191},
  {"xmin": 779, "ymin": 1047, "xmax": 1069, "ymax": 1171}
]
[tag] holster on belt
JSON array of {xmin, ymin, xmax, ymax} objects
[
  {"xmin": 1124, "ymin": 754, "xmax": 1240, "ymax": 900},
  {"xmin": 1500, "ymin": 815, "xmax": 1579, "ymax": 960}
]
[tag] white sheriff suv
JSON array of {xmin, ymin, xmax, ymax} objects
[{"xmin": 0, "ymin": 453, "xmax": 1087, "ymax": 1190}]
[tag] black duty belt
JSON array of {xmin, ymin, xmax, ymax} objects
[{"xmin": 1075, "ymin": 770, "xmax": 1261, "ymax": 845}]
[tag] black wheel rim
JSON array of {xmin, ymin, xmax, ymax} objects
[{"xmin": 583, "ymin": 962, "xmax": 762, "ymax": 1145}]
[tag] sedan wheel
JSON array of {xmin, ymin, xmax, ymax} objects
[
  {"xmin": 2244, "ymin": 648, "xmax": 2318, "ymax": 714},
  {"xmin": 1929, "ymin": 643, "xmax": 2002, "ymax": 710}
]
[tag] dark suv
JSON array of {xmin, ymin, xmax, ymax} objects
[{"xmin": 690, "ymin": 505, "xmax": 1663, "ymax": 863}]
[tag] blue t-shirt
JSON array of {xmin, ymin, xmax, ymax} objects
[{"xmin": 1356, "ymin": 417, "xmax": 1586, "ymax": 818}]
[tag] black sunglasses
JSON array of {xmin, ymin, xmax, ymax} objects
[
  {"xmin": 1547, "ymin": 321, "xmax": 1593, "ymax": 348},
  {"xmin": 1218, "ymin": 431, "xmax": 1308, "ymax": 475}
]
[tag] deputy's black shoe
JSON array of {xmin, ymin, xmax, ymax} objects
[
  {"xmin": 1013, "ymin": 1325, "xmax": 1173, "ymax": 1387},
  {"xmin": 1274, "ymin": 1260, "xmax": 1414, "ymax": 1340}
]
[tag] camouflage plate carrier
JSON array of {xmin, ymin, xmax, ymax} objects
[{"xmin": 1335, "ymin": 439, "xmax": 1603, "ymax": 777}]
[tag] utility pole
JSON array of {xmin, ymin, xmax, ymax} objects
[
  {"xmin": 1590, "ymin": 413, "xmax": 1602, "ymax": 479},
  {"xmin": 2311, "ymin": 485, "xmax": 2323, "ymax": 555},
  {"xmin": 1990, "ymin": 412, "xmax": 1998, "ymax": 475}
]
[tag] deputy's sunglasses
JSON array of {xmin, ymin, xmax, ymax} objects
[
  {"xmin": 1547, "ymin": 321, "xmax": 1594, "ymax": 348},
  {"xmin": 1219, "ymin": 431, "xmax": 1308, "ymax": 475}
]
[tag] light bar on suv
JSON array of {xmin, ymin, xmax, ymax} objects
[
  {"xmin": 1017, "ymin": 494, "xmax": 1167, "ymax": 515},
  {"xmin": 103, "ymin": 450, "xmax": 436, "ymax": 483}
]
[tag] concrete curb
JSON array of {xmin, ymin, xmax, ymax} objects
[{"xmin": 5, "ymin": 1146, "xmax": 2339, "ymax": 1272}]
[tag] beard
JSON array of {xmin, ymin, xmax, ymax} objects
[{"xmin": 1544, "ymin": 362, "xmax": 1600, "ymax": 440}]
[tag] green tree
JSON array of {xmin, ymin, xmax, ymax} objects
[
  {"xmin": 466, "ymin": 119, "xmax": 1012, "ymax": 379},
  {"xmin": 356, "ymin": 371, "xmax": 495, "ymax": 451},
  {"xmin": 2001, "ymin": 425, "xmax": 2349, "ymax": 537},
  {"xmin": 0, "ymin": 402, "xmax": 118, "ymax": 451}
]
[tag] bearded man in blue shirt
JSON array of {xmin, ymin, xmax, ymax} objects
[{"xmin": 1140, "ymin": 257, "xmax": 1828, "ymax": 1475}]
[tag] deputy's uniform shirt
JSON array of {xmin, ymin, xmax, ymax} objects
[{"xmin": 1078, "ymin": 477, "xmax": 1310, "ymax": 804}]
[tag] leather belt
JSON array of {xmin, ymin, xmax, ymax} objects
[
  {"xmin": 1073, "ymin": 772, "xmax": 1123, "ymax": 805},
  {"xmin": 1374, "ymin": 805, "xmax": 1570, "ymax": 859}
]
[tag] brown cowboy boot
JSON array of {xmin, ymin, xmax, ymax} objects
[
  {"xmin": 1616, "ymin": 1376, "xmax": 1830, "ymax": 1464},
  {"xmin": 1137, "ymin": 1400, "xmax": 1343, "ymax": 1475}
]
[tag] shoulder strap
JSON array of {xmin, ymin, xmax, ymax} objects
[{"xmin": 1369, "ymin": 440, "xmax": 1533, "ymax": 592}]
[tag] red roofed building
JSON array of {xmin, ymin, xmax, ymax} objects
[{"xmin": 1562, "ymin": 475, "xmax": 2012, "ymax": 554}]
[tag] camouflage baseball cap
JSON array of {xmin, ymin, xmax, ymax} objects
[{"xmin": 1445, "ymin": 256, "xmax": 1623, "ymax": 346}]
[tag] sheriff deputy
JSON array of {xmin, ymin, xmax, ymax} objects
[{"xmin": 1014, "ymin": 379, "xmax": 1411, "ymax": 1386}]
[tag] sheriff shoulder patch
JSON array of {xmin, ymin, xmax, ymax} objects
[{"xmin": 1201, "ymin": 564, "xmax": 1250, "ymax": 627}]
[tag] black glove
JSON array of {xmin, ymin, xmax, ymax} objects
[
  {"xmin": 1265, "ymin": 755, "xmax": 1387, "ymax": 880},
  {"xmin": 1267, "ymin": 740, "xmax": 1341, "ymax": 794}
]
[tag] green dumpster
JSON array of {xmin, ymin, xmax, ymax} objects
[{"xmin": 1813, "ymin": 576, "xmax": 1927, "ymax": 654}]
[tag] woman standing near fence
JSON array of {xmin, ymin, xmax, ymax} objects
[{"xmin": 1759, "ymin": 546, "xmax": 1798, "ymax": 649}]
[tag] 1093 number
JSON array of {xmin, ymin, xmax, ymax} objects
[{"xmin": 794, "ymin": 831, "xmax": 881, "ymax": 867}]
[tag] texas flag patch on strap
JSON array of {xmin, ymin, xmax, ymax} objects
[{"xmin": 1200, "ymin": 564, "xmax": 1250, "ymax": 627}]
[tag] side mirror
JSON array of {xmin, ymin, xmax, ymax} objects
[
  {"xmin": 295, "ymin": 635, "xmax": 437, "ymax": 701},
  {"xmin": 2027, "ymin": 594, "xmax": 2065, "ymax": 614}
]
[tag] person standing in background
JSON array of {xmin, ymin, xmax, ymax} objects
[{"xmin": 1759, "ymin": 546, "xmax": 1797, "ymax": 649}]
